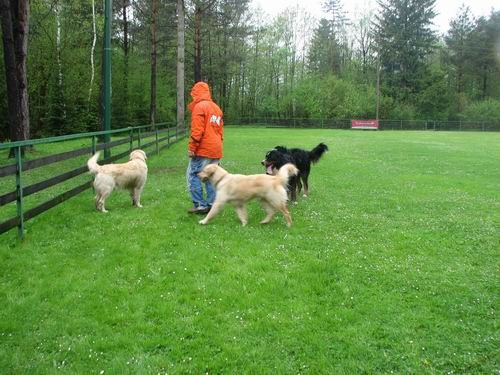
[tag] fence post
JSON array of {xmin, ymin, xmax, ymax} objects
[
  {"xmin": 400, "ymin": 120, "xmax": 403, "ymax": 130},
  {"xmin": 129, "ymin": 128, "xmax": 133, "ymax": 151},
  {"xmin": 15, "ymin": 146, "xmax": 25, "ymax": 239},
  {"xmin": 167, "ymin": 127, "xmax": 170, "ymax": 147},
  {"xmin": 91, "ymin": 136, "xmax": 96, "ymax": 155},
  {"xmin": 138, "ymin": 128, "xmax": 141, "ymax": 148}
]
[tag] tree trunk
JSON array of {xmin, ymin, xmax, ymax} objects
[
  {"xmin": 376, "ymin": 55, "xmax": 381, "ymax": 120},
  {"xmin": 14, "ymin": 0, "xmax": 29, "ymax": 143},
  {"xmin": 240, "ymin": 60, "xmax": 245, "ymax": 116},
  {"xmin": 194, "ymin": 4, "xmax": 202, "ymax": 82},
  {"xmin": 482, "ymin": 64, "xmax": 487, "ymax": 99},
  {"xmin": 0, "ymin": 0, "xmax": 30, "ymax": 155},
  {"xmin": 122, "ymin": 0, "xmax": 129, "ymax": 124},
  {"xmin": 55, "ymin": 3, "xmax": 67, "ymax": 125},
  {"xmin": 252, "ymin": 29, "xmax": 259, "ymax": 116},
  {"xmin": 150, "ymin": 0, "xmax": 158, "ymax": 125},
  {"xmin": 207, "ymin": 28, "xmax": 212, "ymax": 82},
  {"xmin": 192, "ymin": 1, "xmax": 216, "ymax": 84},
  {"xmin": 176, "ymin": 0, "xmax": 185, "ymax": 130},
  {"xmin": 88, "ymin": 0, "xmax": 97, "ymax": 104},
  {"xmin": 1, "ymin": 0, "xmax": 21, "ymax": 141},
  {"xmin": 221, "ymin": 32, "xmax": 228, "ymax": 112}
]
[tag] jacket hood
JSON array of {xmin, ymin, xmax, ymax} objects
[{"xmin": 188, "ymin": 82, "xmax": 212, "ymax": 111}]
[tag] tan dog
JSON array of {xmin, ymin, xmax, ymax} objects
[
  {"xmin": 197, "ymin": 163, "xmax": 298, "ymax": 227},
  {"xmin": 87, "ymin": 150, "xmax": 148, "ymax": 212}
]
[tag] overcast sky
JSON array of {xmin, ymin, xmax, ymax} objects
[{"xmin": 252, "ymin": 0, "xmax": 500, "ymax": 34}]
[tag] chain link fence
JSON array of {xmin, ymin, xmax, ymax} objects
[{"xmin": 226, "ymin": 118, "xmax": 500, "ymax": 131}]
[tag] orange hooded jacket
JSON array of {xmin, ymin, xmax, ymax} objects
[{"xmin": 188, "ymin": 82, "xmax": 224, "ymax": 159}]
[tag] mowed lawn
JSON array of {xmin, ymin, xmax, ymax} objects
[{"xmin": 0, "ymin": 128, "xmax": 498, "ymax": 374}]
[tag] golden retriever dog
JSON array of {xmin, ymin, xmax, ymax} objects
[
  {"xmin": 197, "ymin": 163, "xmax": 298, "ymax": 227},
  {"xmin": 87, "ymin": 149, "xmax": 147, "ymax": 212}
]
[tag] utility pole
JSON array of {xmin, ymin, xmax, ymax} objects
[{"xmin": 103, "ymin": 0, "xmax": 112, "ymax": 158}]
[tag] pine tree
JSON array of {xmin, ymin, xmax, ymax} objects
[
  {"xmin": 308, "ymin": 19, "xmax": 336, "ymax": 74},
  {"xmin": 374, "ymin": 0, "xmax": 437, "ymax": 101},
  {"xmin": 322, "ymin": 0, "xmax": 349, "ymax": 73},
  {"xmin": 445, "ymin": 6, "xmax": 474, "ymax": 94}
]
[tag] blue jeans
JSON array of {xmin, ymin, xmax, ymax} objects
[{"xmin": 187, "ymin": 157, "xmax": 219, "ymax": 208}]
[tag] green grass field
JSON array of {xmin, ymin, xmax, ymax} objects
[{"xmin": 0, "ymin": 128, "xmax": 498, "ymax": 374}]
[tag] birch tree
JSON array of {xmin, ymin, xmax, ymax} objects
[
  {"xmin": 88, "ymin": 0, "xmax": 97, "ymax": 103},
  {"xmin": 55, "ymin": 2, "xmax": 66, "ymax": 121}
]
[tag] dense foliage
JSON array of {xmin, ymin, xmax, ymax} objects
[{"xmin": 0, "ymin": 0, "xmax": 499, "ymax": 139}]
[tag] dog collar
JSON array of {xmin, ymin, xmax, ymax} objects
[{"xmin": 212, "ymin": 173, "xmax": 227, "ymax": 187}]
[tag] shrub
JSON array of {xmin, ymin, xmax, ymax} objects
[{"xmin": 462, "ymin": 99, "xmax": 500, "ymax": 121}]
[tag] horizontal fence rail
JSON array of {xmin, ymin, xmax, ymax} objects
[
  {"xmin": 226, "ymin": 118, "xmax": 500, "ymax": 131},
  {"xmin": 0, "ymin": 123, "xmax": 188, "ymax": 239}
]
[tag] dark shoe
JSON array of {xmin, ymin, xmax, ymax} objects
[{"xmin": 187, "ymin": 206, "xmax": 210, "ymax": 214}]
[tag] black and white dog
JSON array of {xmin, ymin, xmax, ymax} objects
[{"xmin": 261, "ymin": 143, "xmax": 328, "ymax": 201}]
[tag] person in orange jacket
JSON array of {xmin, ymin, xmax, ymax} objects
[{"xmin": 186, "ymin": 81, "xmax": 224, "ymax": 214}]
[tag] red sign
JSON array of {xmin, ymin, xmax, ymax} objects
[{"xmin": 351, "ymin": 120, "xmax": 379, "ymax": 130}]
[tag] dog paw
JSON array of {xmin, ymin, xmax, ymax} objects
[
  {"xmin": 302, "ymin": 194, "xmax": 308, "ymax": 198},
  {"xmin": 293, "ymin": 201, "xmax": 299, "ymax": 205},
  {"xmin": 260, "ymin": 220, "xmax": 270, "ymax": 225},
  {"xmin": 199, "ymin": 220, "xmax": 207, "ymax": 225}
]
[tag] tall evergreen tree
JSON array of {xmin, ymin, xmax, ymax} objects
[
  {"xmin": 322, "ymin": 0, "xmax": 348, "ymax": 73},
  {"xmin": 445, "ymin": 6, "xmax": 474, "ymax": 95},
  {"xmin": 308, "ymin": 19, "xmax": 335, "ymax": 74},
  {"xmin": 374, "ymin": 0, "xmax": 437, "ymax": 101}
]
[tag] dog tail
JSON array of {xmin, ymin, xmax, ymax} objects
[
  {"xmin": 87, "ymin": 152, "xmax": 101, "ymax": 175},
  {"xmin": 309, "ymin": 143, "xmax": 329, "ymax": 164},
  {"xmin": 276, "ymin": 163, "xmax": 298, "ymax": 186}
]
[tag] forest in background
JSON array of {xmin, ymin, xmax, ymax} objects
[{"xmin": 0, "ymin": 0, "xmax": 499, "ymax": 140}]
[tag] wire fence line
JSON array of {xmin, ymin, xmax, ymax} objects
[{"xmin": 226, "ymin": 118, "xmax": 500, "ymax": 131}]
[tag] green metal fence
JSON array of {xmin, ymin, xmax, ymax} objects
[{"xmin": 0, "ymin": 123, "xmax": 187, "ymax": 239}]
